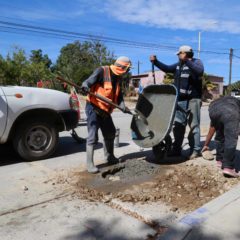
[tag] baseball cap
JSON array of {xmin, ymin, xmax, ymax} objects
[{"xmin": 176, "ymin": 45, "xmax": 193, "ymax": 55}]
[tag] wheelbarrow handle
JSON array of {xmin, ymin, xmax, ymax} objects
[{"xmin": 152, "ymin": 62, "xmax": 156, "ymax": 85}]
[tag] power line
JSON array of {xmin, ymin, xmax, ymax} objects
[
  {"xmin": 233, "ymin": 54, "xmax": 240, "ymax": 59},
  {"xmin": 0, "ymin": 19, "xmax": 233, "ymax": 57},
  {"xmin": 0, "ymin": 20, "xmax": 179, "ymax": 50},
  {"xmin": 0, "ymin": 26, "xmax": 178, "ymax": 52}
]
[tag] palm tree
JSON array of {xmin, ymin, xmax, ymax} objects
[{"xmin": 226, "ymin": 80, "xmax": 240, "ymax": 95}]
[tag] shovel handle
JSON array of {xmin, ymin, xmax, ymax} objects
[
  {"xmin": 56, "ymin": 76, "xmax": 81, "ymax": 91},
  {"xmin": 56, "ymin": 76, "xmax": 126, "ymax": 112},
  {"xmin": 89, "ymin": 92, "xmax": 124, "ymax": 111}
]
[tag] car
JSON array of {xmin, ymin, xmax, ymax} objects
[
  {"xmin": 231, "ymin": 91, "xmax": 240, "ymax": 100},
  {"xmin": 0, "ymin": 86, "xmax": 79, "ymax": 161}
]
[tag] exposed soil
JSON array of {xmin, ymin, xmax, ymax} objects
[{"xmin": 56, "ymin": 158, "xmax": 239, "ymax": 213}]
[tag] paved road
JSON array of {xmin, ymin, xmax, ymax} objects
[{"xmin": 0, "ymin": 105, "xmax": 210, "ymax": 166}]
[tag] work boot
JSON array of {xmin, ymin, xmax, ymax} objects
[
  {"xmin": 168, "ymin": 122, "xmax": 185, "ymax": 157},
  {"xmin": 103, "ymin": 139, "xmax": 119, "ymax": 165},
  {"xmin": 86, "ymin": 145, "xmax": 99, "ymax": 173},
  {"xmin": 167, "ymin": 147, "xmax": 182, "ymax": 157}
]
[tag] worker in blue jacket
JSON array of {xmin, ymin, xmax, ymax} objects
[{"xmin": 150, "ymin": 45, "xmax": 204, "ymax": 159}]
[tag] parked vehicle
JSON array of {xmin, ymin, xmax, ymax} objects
[
  {"xmin": 231, "ymin": 90, "xmax": 240, "ymax": 100},
  {"xmin": 0, "ymin": 86, "xmax": 79, "ymax": 160}
]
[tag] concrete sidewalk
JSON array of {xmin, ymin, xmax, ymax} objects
[{"xmin": 159, "ymin": 183, "xmax": 240, "ymax": 240}]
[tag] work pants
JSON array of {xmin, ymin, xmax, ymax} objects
[
  {"xmin": 85, "ymin": 102, "xmax": 116, "ymax": 146},
  {"xmin": 173, "ymin": 98, "xmax": 201, "ymax": 152},
  {"xmin": 213, "ymin": 113, "xmax": 239, "ymax": 169}
]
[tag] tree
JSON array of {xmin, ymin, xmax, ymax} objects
[
  {"xmin": 55, "ymin": 40, "xmax": 114, "ymax": 85},
  {"xmin": 3, "ymin": 47, "xmax": 28, "ymax": 85},
  {"xmin": 30, "ymin": 49, "xmax": 52, "ymax": 68},
  {"xmin": 201, "ymin": 73, "xmax": 218, "ymax": 100},
  {"xmin": 163, "ymin": 73, "xmax": 174, "ymax": 84},
  {"xmin": 202, "ymin": 73, "xmax": 216, "ymax": 91},
  {"xmin": 226, "ymin": 80, "xmax": 240, "ymax": 95},
  {"xmin": 22, "ymin": 62, "xmax": 52, "ymax": 86},
  {"xmin": 0, "ymin": 55, "xmax": 6, "ymax": 85}
]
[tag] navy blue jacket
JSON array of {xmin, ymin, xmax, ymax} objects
[{"xmin": 154, "ymin": 58, "xmax": 204, "ymax": 100}]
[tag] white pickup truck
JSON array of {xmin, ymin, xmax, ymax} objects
[{"xmin": 0, "ymin": 86, "xmax": 79, "ymax": 161}]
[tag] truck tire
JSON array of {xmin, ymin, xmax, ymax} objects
[{"xmin": 13, "ymin": 119, "xmax": 59, "ymax": 161}]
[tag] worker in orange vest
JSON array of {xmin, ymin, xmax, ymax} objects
[{"xmin": 81, "ymin": 56, "xmax": 132, "ymax": 173}]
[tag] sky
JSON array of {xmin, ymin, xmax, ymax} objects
[{"xmin": 0, "ymin": 0, "xmax": 240, "ymax": 84}]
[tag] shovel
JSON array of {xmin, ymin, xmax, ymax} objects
[{"xmin": 56, "ymin": 76, "xmax": 148, "ymax": 124}]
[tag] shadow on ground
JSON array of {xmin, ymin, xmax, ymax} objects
[
  {"xmin": 0, "ymin": 136, "xmax": 130, "ymax": 167},
  {"xmin": 60, "ymin": 218, "xmax": 151, "ymax": 240},
  {"xmin": 0, "ymin": 136, "xmax": 89, "ymax": 166},
  {"xmin": 0, "ymin": 142, "xmax": 22, "ymax": 166},
  {"xmin": 59, "ymin": 215, "xmax": 238, "ymax": 240}
]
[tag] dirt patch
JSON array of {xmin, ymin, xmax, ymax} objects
[{"xmin": 56, "ymin": 158, "xmax": 239, "ymax": 213}]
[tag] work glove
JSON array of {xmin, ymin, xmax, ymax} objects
[
  {"xmin": 119, "ymin": 101, "xmax": 131, "ymax": 114},
  {"xmin": 150, "ymin": 55, "xmax": 157, "ymax": 62},
  {"xmin": 123, "ymin": 106, "xmax": 132, "ymax": 114},
  {"xmin": 81, "ymin": 83, "xmax": 90, "ymax": 95}
]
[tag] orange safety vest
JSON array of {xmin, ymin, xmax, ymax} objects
[{"xmin": 87, "ymin": 66, "xmax": 120, "ymax": 113}]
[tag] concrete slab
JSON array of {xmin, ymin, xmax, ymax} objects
[{"xmin": 0, "ymin": 196, "xmax": 155, "ymax": 240}]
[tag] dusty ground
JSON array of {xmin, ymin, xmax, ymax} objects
[{"xmin": 55, "ymin": 157, "xmax": 239, "ymax": 214}]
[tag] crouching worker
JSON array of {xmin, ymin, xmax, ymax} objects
[
  {"xmin": 202, "ymin": 96, "xmax": 240, "ymax": 177},
  {"xmin": 81, "ymin": 56, "xmax": 132, "ymax": 173}
]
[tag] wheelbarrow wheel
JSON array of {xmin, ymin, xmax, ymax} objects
[{"xmin": 152, "ymin": 135, "xmax": 172, "ymax": 161}]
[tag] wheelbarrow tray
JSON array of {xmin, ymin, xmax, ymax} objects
[{"xmin": 131, "ymin": 84, "xmax": 177, "ymax": 148}]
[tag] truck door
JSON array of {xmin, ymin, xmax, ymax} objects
[{"xmin": 0, "ymin": 87, "xmax": 8, "ymax": 138}]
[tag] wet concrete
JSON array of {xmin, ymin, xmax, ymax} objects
[
  {"xmin": 76, "ymin": 158, "xmax": 174, "ymax": 194},
  {"xmin": 67, "ymin": 158, "xmax": 239, "ymax": 212}
]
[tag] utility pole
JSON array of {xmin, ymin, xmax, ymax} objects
[
  {"xmin": 229, "ymin": 48, "xmax": 233, "ymax": 85},
  {"xmin": 198, "ymin": 31, "xmax": 201, "ymax": 59},
  {"xmin": 137, "ymin": 60, "xmax": 141, "ymax": 75}
]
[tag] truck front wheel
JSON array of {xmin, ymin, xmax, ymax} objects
[{"xmin": 13, "ymin": 119, "xmax": 59, "ymax": 161}]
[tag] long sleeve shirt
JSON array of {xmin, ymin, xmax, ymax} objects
[{"xmin": 154, "ymin": 58, "xmax": 204, "ymax": 100}]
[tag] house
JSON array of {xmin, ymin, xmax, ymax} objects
[
  {"xmin": 131, "ymin": 72, "xmax": 224, "ymax": 97},
  {"xmin": 130, "ymin": 70, "xmax": 165, "ymax": 92},
  {"xmin": 207, "ymin": 74, "xmax": 224, "ymax": 97}
]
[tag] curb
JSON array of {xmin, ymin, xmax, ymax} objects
[{"xmin": 158, "ymin": 183, "xmax": 240, "ymax": 239}]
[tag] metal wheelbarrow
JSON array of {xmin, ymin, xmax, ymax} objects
[{"xmin": 131, "ymin": 84, "xmax": 178, "ymax": 160}]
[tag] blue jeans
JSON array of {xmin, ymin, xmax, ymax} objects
[
  {"xmin": 188, "ymin": 99, "xmax": 201, "ymax": 152},
  {"xmin": 173, "ymin": 99, "xmax": 201, "ymax": 152}
]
